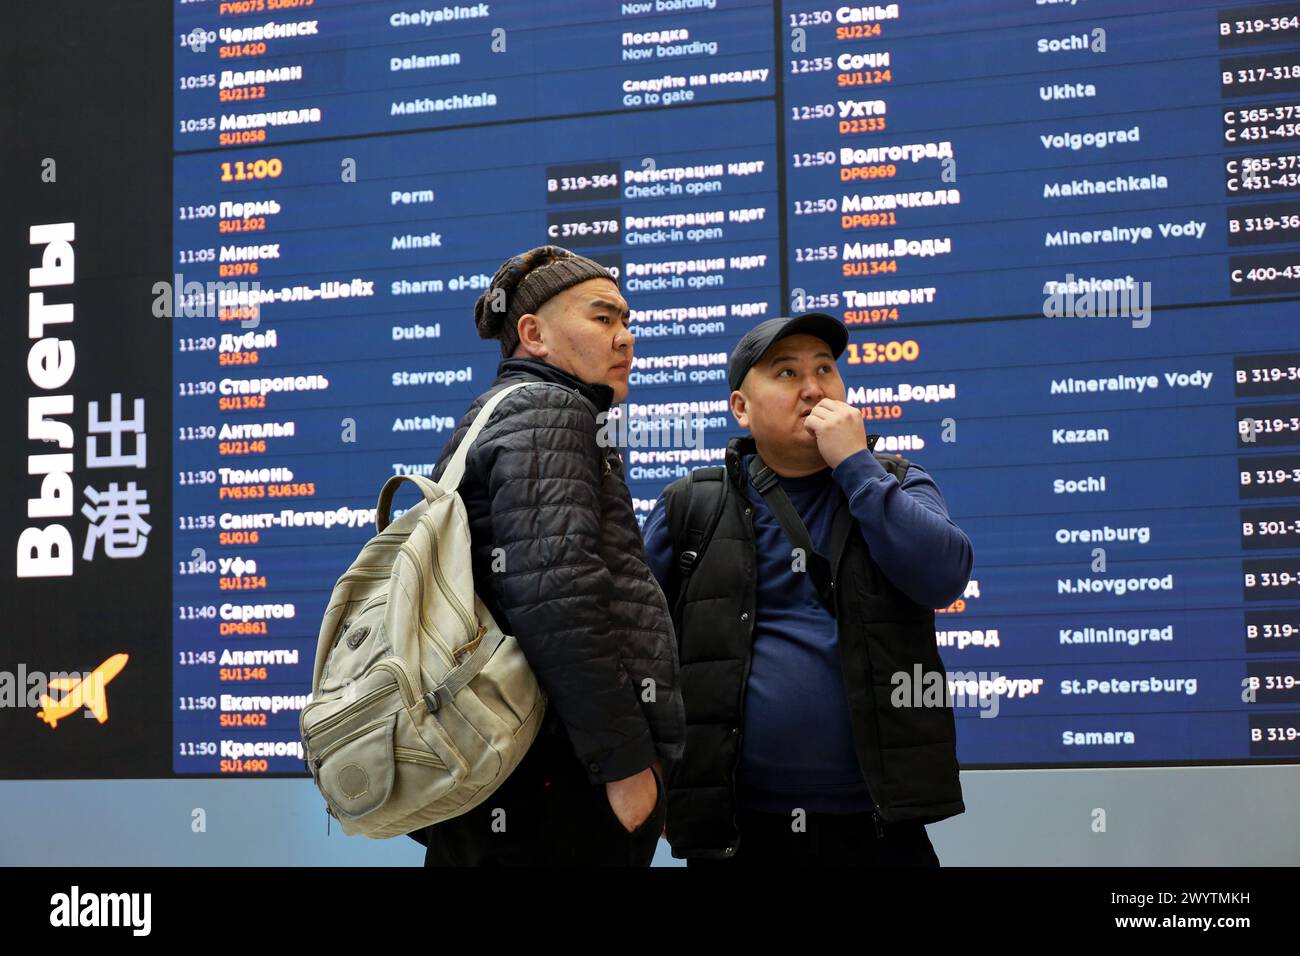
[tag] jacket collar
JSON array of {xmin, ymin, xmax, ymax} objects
[
  {"xmin": 492, "ymin": 357, "xmax": 615, "ymax": 413},
  {"xmin": 724, "ymin": 435, "xmax": 758, "ymax": 487},
  {"xmin": 724, "ymin": 431, "xmax": 883, "ymax": 486}
]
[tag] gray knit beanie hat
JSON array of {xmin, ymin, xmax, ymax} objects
[{"xmin": 473, "ymin": 245, "xmax": 617, "ymax": 357}]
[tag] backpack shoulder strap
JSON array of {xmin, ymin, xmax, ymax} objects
[
  {"xmin": 663, "ymin": 467, "xmax": 727, "ymax": 618},
  {"xmin": 375, "ymin": 381, "xmax": 556, "ymax": 532},
  {"xmin": 874, "ymin": 452, "xmax": 911, "ymax": 485},
  {"xmin": 867, "ymin": 433, "xmax": 912, "ymax": 486},
  {"xmin": 747, "ymin": 455, "xmax": 838, "ymax": 614},
  {"xmin": 438, "ymin": 380, "xmax": 557, "ymax": 492}
]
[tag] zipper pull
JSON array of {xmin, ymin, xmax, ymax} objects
[
  {"xmin": 326, "ymin": 805, "xmax": 332, "ymax": 836},
  {"xmin": 872, "ymin": 808, "xmax": 884, "ymax": 839}
]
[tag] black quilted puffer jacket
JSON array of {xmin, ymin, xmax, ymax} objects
[{"xmin": 428, "ymin": 357, "xmax": 686, "ymax": 782}]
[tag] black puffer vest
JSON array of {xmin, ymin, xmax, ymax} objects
[{"xmin": 660, "ymin": 435, "xmax": 964, "ymax": 859}]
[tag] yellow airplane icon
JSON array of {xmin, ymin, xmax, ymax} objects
[{"xmin": 36, "ymin": 654, "xmax": 128, "ymax": 728}]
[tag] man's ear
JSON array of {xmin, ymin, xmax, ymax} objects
[
  {"xmin": 516, "ymin": 313, "xmax": 548, "ymax": 359},
  {"xmin": 729, "ymin": 389, "xmax": 750, "ymax": 429}
]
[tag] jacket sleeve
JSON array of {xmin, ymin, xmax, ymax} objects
[
  {"xmin": 832, "ymin": 450, "xmax": 974, "ymax": 608},
  {"xmin": 473, "ymin": 386, "xmax": 658, "ymax": 784}
]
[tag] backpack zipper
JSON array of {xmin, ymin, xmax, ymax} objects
[
  {"xmin": 304, "ymin": 679, "xmax": 398, "ymax": 741},
  {"xmin": 374, "ymin": 659, "xmax": 416, "ymax": 709},
  {"xmin": 378, "ymin": 659, "xmax": 469, "ymax": 778},
  {"xmin": 394, "ymin": 746, "xmax": 446, "ymax": 769},
  {"xmin": 424, "ymin": 536, "xmax": 477, "ymax": 646},
  {"xmin": 396, "ymin": 544, "xmax": 456, "ymax": 670},
  {"xmin": 312, "ymin": 714, "xmax": 391, "ymax": 767},
  {"xmin": 726, "ymin": 499, "xmax": 757, "ymax": 858},
  {"xmin": 341, "ymin": 566, "xmax": 390, "ymax": 580}
]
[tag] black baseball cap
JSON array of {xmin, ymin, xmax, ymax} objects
[{"xmin": 727, "ymin": 312, "xmax": 849, "ymax": 392}]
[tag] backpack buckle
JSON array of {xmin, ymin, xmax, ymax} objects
[
  {"xmin": 749, "ymin": 464, "xmax": 778, "ymax": 493},
  {"xmin": 678, "ymin": 549, "xmax": 699, "ymax": 576}
]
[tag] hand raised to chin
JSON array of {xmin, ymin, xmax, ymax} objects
[{"xmin": 803, "ymin": 398, "xmax": 870, "ymax": 469}]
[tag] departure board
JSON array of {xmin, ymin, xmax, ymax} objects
[{"xmin": 156, "ymin": 0, "xmax": 1300, "ymax": 775}]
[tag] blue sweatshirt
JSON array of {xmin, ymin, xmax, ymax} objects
[{"xmin": 642, "ymin": 448, "xmax": 973, "ymax": 815}]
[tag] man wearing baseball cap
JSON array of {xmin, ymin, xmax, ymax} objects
[
  {"xmin": 414, "ymin": 245, "xmax": 684, "ymax": 865},
  {"xmin": 641, "ymin": 312, "xmax": 973, "ymax": 866}
]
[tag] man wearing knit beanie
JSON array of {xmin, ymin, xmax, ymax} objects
[
  {"xmin": 413, "ymin": 246, "xmax": 686, "ymax": 866},
  {"xmin": 472, "ymin": 245, "xmax": 636, "ymax": 401}
]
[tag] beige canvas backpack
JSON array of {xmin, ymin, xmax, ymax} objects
[{"xmin": 301, "ymin": 381, "xmax": 549, "ymax": 838}]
